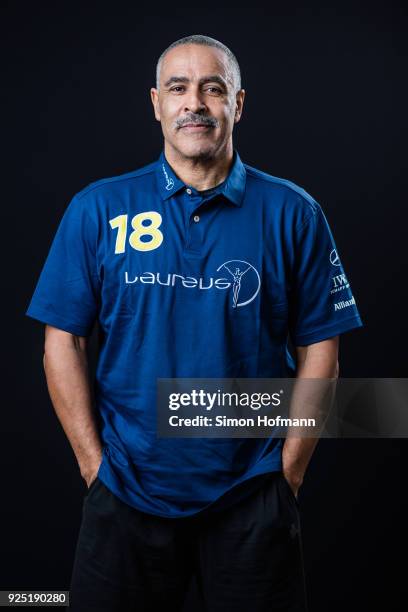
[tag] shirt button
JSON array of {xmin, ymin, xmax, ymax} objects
[
  {"xmin": 186, "ymin": 188, "xmax": 192, "ymax": 195},
  {"xmin": 193, "ymin": 215, "xmax": 200, "ymax": 223}
]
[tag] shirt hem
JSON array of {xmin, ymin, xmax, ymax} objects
[{"xmin": 97, "ymin": 459, "xmax": 283, "ymax": 519}]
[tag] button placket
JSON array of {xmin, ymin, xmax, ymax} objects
[
  {"xmin": 184, "ymin": 194, "xmax": 208, "ymax": 253},
  {"xmin": 183, "ymin": 193, "xmax": 200, "ymax": 252},
  {"xmin": 183, "ymin": 192, "xmax": 216, "ymax": 255}
]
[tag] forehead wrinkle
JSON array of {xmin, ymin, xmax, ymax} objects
[{"xmin": 161, "ymin": 47, "xmax": 234, "ymax": 88}]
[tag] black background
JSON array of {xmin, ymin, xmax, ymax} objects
[{"xmin": 3, "ymin": 0, "xmax": 407, "ymax": 610}]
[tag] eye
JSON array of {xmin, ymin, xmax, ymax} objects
[
  {"xmin": 170, "ymin": 86, "xmax": 185, "ymax": 93},
  {"xmin": 206, "ymin": 87, "xmax": 222, "ymax": 94}
]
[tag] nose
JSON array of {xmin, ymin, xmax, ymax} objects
[{"xmin": 183, "ymin": 87, "xmax": 207, "ymax": 115}]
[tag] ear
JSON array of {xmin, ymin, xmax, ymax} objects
[
  {"xmin": 234, "ymin": 89, "xmax": 245, "ymax": 123},
  {"xmin": 150, "ymin": 88, "xmax": 161, "ymax": 122}
]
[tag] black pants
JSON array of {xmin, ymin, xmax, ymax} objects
[{"xmin": 67, "ymin": 472, "xmax": 308, "ymax": 611}]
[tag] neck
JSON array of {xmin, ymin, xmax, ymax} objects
[{"xmin": 163, "ymin": 141, "xmax": 234, "ymax": 191}]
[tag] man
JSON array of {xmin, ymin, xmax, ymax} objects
[{"xmin": 25, "ymin": 34, "xmax": 363, "ymax": 611}]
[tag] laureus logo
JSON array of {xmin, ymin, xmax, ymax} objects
[
  {"xmin": 124, "ymin": 260, "xmax": 261, "ymax": 308},
  {"xmin": 217, "ymin": 260, "xmax": 261, "ymax": 308}
]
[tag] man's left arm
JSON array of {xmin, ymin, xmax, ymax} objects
[{"xmin": 282, "ymin": 335, "xmax": 339, "ymax": 497}]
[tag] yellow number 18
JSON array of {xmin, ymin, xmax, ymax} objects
[{"xmin": 109, "ymin": 211, "xmax": 163, "ymax": 253}]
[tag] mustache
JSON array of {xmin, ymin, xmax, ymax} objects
[{"xmin": 176, "ymin": 114, "xmax": 218, "ymax": 129}]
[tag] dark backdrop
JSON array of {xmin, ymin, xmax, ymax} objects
[{"xmin": 3, "ymin": 0, "xmax": 407, "ymax": 610}]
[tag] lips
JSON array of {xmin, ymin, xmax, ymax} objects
[{"xmin": 181, "ymin": 123, "xmax": 212, "ymax": 130}]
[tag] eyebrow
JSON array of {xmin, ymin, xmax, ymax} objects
[{"xmin": 163, "ymin": 75, "xmax": 228, "ymax": 89}]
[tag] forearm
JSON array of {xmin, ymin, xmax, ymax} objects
[
  {"xmin": 43, "ymin": 330, "xmax": 103, "ymax": 483},
  {"xmin": 282, "ymin": 341, "xmax": 339, "ymax": 487}
]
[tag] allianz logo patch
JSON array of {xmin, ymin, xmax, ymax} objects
[
  {"xmin": 334, "ymin": 296, "xmax": 356, "ymax": 311},
  {"xmin": 124, "ymin": 260, "xmax": 261, "ymax": 308}
]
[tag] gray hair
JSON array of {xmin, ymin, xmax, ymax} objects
[{"xmin": 155, "ymin": 34, "xmax": 242, "ymax": 93}]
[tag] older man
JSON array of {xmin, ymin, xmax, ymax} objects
[{"xmin": 26, "ymin": 34, "xmax": 363, "ymax": 611}]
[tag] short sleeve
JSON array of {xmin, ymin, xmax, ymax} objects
[
  {"xmin": 288, "ymin": 202, "xmax": 363, "ymax": 346},
  {"xmin": 25, "ymin": 194, "xmax": 101, "ymax": 336}
]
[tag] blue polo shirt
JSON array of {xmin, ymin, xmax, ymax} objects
[{"xmin": 25, "ymin": 148, "xmax": 364, "ymax": 517}]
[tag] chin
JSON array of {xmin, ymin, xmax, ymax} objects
[{"xmin": 177, "ymin": 142, "xmax": 216, "ymax": 161}]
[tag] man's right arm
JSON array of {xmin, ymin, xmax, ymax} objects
[{"xmin": 43, "ymin": 324, "xmax": 103, "ymax": 488}]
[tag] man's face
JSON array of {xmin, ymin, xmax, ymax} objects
[{"xmin": 150, "ymin": 44, "xmax": 245, "ymax": 160}]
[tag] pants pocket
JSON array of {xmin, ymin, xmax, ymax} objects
[
  {"xmin": 84, "ymin": 476, "xmax": 101, "ymax": 499},
  {"xmin": 280, "ymin": 472, "xmax": 300, "ymax": 508}
]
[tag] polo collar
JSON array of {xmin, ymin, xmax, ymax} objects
[{"xmin": 155, "ymin": 148, "xmax": 246, "ymax": 207}]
